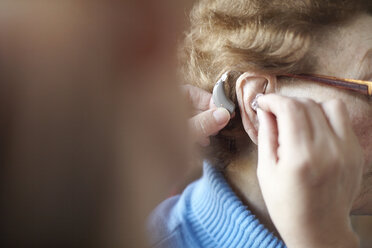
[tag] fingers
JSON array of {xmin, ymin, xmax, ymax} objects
[
  {"xmin": 257, "ymin": 108, "xmax": 278, "ymax": 168},
  {"xmin": 256, "ymin": 94, "xmax": 312, "ymax": 149},
  {"xmin": 321, "ymin": 99, "xmax": 351, "ymax": 139},
  {"xmin": 189, "ymin": 107, "xmax": 230, "ymax": 146},
  {"xmin": 181, "ymin": 84, "xmax": 212, "ymax": 114},
  {"xmin": 183, "ymin": 84, "xmax": 231, "ymax": 146},
  {"xmin": 255, "ymin": 94, "xmax": 351, "ymax": 166},
  {"xmin": 295, "ymin": 98, "xmax": 333, "ymax": 139}
]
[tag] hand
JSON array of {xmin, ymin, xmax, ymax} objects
[
  {"xmin": 256, "ymin": 94, "xmax": 363, "ymax": 248},
  {"xmin": 182, "ymin": 84, "xmax": 231, "ymax": 146}
]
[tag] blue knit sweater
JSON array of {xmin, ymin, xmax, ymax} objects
[{"xmin": 148, "ymin": 162, "xmax": 286, "ymax": 248}]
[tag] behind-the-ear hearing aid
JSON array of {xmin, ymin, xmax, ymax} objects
[{"xmin": 212, "ymin": 72, "xmax": 236, "ymax": 114}]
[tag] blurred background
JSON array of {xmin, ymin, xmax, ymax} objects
[{"xmin": 0, "ymin": 1, "xmax": 370, "ymax": 248}]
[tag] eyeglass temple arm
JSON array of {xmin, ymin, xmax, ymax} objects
[{"xmin": 280, "ymin": 74, "xmax": 372, "ymax": 96}]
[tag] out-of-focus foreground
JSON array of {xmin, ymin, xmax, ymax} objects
[{"xmin": 1, "ymin": 1, "xmax": 191, "ymax": 247}]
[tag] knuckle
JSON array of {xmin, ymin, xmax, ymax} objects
[
  {"xmin": 283, "ymin": 150, "xmax": 311, "ymax": 171},
  {"xmin": 325, "ymin": 154, "xmax": 340, "ymax": 172},
  {"xmin": 300, "ymin": 98, "xmax": 324, "ymax": 112},
  {"xmin": 327, "ymin": 99, "xmax": 346, "ymax": 112},
  {"xmin": 295, "ymin": 156, "xmax": 313, "ymax": 174},
  {"xmin": 283, "ymin": 99, "xmax": 303, "ymax": 112},
  {"xmin": 302, "ymin": 98, "xmax": 317, "ymax": 106},
  {"xmin": 197, "ymin": 116, "xmax": 209, "ymax": 136},
  {"xmin": 287, "ymin": 154, "xmax": 318, "ymax": 180}
]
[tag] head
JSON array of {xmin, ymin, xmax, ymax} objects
[
  {"xmin": 180, "ymin": 0, "xmax": 372, "ymax": 214},
  {"xmin": 0, "ymin": 1, "xmax": 190, "ymax": 247}
]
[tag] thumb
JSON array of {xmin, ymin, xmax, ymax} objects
[
  {"xmin": 257, "ymin": 108, "xmax": 278, "ymax": 168},
  {"xmin": 189, "ymin": 108, "xmax": 230, "ymax": 145}
]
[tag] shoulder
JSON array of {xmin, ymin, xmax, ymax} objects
[
  {"xmin": 147, "ymin": 180, "xmax": 203, "ymax": 248},
  {"xmin": 147, "ymin": 196, "xmax": 180, "ymax": 239},
  {"xmin": 147, "ymin": 196, "xmax": 187, "ymax": 248}
]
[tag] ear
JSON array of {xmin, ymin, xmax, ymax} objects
[{"xmin": 236, "ymin": 72, "xmax": 277, "ymax": 145}]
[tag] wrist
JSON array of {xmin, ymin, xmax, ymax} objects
[
  {"xmin": 282, "ymin": 220, "xmax": 359, "ymax": 248},
  {"xmin": 315, "ymin": 230, "xmax": 359, "ymax": 248},
  {"xmin": 306, "ymin": 213, "xmax": 359, "ymax": 248}
]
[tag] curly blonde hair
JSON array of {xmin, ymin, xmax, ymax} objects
[{"xmin": 180, "ymin": 0, "xmax": 372, "ymax": 169}]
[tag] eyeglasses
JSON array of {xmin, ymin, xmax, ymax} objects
[{"xmin": 279, "ymin": 74, "xmax": 372, "ymax": 97}]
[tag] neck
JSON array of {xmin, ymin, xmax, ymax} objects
[{"xmin": 223, "ymin": 149, "xmax": 279, "ymax": 236}]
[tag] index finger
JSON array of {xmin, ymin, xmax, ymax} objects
[
  {"xmin": 181, "ymin": 84, "xmax": 211, "ymax": 113},
  {"xmin": 256, "ymin": 94, "xmax": 312, "ymax": 149},
  {"xmin": 189, "ymin": 108, "xmax": 230, "ymax": 144},
  {"xmin": 257, "ymin": 108, "xmax": 279, "ymax": 168}
]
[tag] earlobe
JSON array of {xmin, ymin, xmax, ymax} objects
[{"xmin": 236, "ymin": 72, "xmax": 276, "ymax": 145}]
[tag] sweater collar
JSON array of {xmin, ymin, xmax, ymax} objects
[{"xmin": 187, "ymin": 162, "xmax": 285, "ymax": 248}]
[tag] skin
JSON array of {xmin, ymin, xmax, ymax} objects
[
  {"xmin": 256, "ymin": 95, "xmax": 362, "ymax": 247},
  {"xmin": 7, "ymin": 3, "xmax": 363, "ymax": 245},
  {"xmin": 274, "ymin": 13, "xmax": 372, "ymax": 214},
  {"xmin": 183, "ymin": 84, "xmax": 231, "ymax": 146},
  {"xmin": 191, "ymin": 13, "xmax": 372, "ymax": 246}
]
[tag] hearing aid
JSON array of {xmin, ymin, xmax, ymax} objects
[
  {"xmin": 212, "ymin": 72, "xmax": 236, "ymax": 114},
  {"xmin": 251, "ymin": 93, "xmax": 264, "ymax": 112}
]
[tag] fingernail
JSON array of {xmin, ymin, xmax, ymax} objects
[
  {"xmin": 251, "ymin": 93, "xmax": 264, "ymax": 111},
  {"xmin": 213, "ymin": 108, "xmax": 230, "ymax": 125}
]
